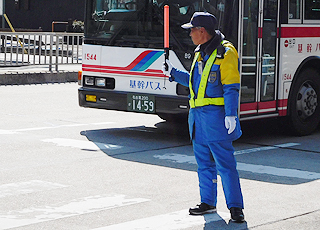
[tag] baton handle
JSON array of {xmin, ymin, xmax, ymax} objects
[{"xmin": 164, "ymin": 48, "xmax": 169, "ymax": 71}]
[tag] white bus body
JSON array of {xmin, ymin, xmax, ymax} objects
[{"xmin": 79, "ymin": 0, "xmax": 320, "ymax": 135}]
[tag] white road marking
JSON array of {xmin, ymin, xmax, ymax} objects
[
  {"xmin": 155, "ymin": 154, "xmax": 197, "ymax": 164},
  {"xmin": 154, "ymin": 142, "xmax": 320, "ymax": 180},
  {"xmin": 42, "ymin": 138, "xmax": 122, "ymax": 151},
  {"xmin": 0, "ymin": 180, "xmax": 68, "ymax": 198},
  {"xmin": 0, "ymin": 122, "xmax": 114, "ymax": 134},
  {"xmin": 274, "ymin": 143, "xmax": 300, "ymax": 148},
  {"xmin": 0, "ymin": 194, "xmax": 149, "ymax": 230},
  {"xmin": 154, "ymin": 143, "xmax": 302, "ymax": 164},
  {"xmin": 234, "ymin": 143, "xmax": 300, "ymax": 155},
  {"xmin": 0, "ymin": 130, "xmax": 17, "ymax": 134},
  {"xmin": 91, "ymin": 210, "xmax": 230, "ymax": 230},
  {"xmin": 236, "ymin": 163, "xmax": 320, "ymax": 180},
  {"xmin": 15, "ymin": 124, "xmax": 88, "ymax": 132}
]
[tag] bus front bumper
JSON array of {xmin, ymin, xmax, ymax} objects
[{"xmin": 78, "ymin": 87, "xmax": 189, "ymax": 115}]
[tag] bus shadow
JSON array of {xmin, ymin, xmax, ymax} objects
[
  {"xmin": 80, "ymin": 118, "xmax": 320, "ymax": 185},
  {"xmin": 239, "ymin": 117, "xmax": 289, "ymax": 141}
]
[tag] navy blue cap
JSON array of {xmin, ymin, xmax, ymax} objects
[{"xmin": 181, "ymin": 12, "xmax": 217, "ymax": 32}]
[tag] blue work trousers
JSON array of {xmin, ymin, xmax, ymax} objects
[{"xmin": 193, "ymin": 140, "xmax": 244, "ymax": 209}]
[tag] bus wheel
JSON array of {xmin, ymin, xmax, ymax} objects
[{"xmin": 288, "ymin": 68, "xmax": 320, "ymax": 135}]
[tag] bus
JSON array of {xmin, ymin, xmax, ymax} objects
[{"xmin": 78, "ymin": 0, "xmax": 320, "ymax": 136}]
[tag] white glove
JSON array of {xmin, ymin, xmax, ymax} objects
[
  {"xmin": 162, "ymin": 59, "xmax": 173, "ymax": 76},
  {"xmin": 225, "ymin": 116, "xmax": 237, "ymax": 134}
]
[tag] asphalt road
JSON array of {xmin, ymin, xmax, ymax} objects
[{"xmin": 0, "ymin": 83, "xmax": 319, "ymax": 230}]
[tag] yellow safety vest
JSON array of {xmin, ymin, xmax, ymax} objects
[{"xmin": 189, "ymin": 48, "xmax": 224, "ymax": 108}]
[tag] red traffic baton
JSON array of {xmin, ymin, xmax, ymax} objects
[{"xmin": 164, "ymin": 5, "xmax": 169, "ymax": 69}]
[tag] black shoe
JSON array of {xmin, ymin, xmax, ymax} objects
[
  {"xmin": 230, "ymin": 207, "xmax": 245, "ymax": 223},
  {"xmin": 189, "ymin": 203, "xmax": 216, "ymax": 215}
]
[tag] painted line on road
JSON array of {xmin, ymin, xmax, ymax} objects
[
  {"xmin": 155, "ymin": 154, "xmax": 196, "ymax": 164},
  {"xmin": 91, "ymin": 209, "xmax": 230, "ymax": 230},
  {"xmin": 0, "ymin": 194, "xmax": 149, "ymax": 230},
  {"xmin": 0, "ymin": 122, "xmax": 115, "ymax": 134},
  {"xmin": 42, "ymin": 138, "xmax": 122, "ymax": 151},
  {"xmin": 0, "ymin": 180, "xmax": 68, "ymax": 198},
  {"xmin": 0, "ymin": 130, "xmax": 17, "ymax": 134},
  {"xmin": 236, "ymin": 162, "xmax": 320, "ymax": 180},
  {"xmin": 154, "ymin": 148, "xmax": 320, "ymax": 180},
  {"xmin": 234, "ymin": 143, "xmax": 300, "ymax": 155},
  {"xmin": 15, "ymin": 124, "xmax": 89, "ymax": 132}
]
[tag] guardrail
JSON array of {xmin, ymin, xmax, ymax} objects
[{"xmin": 0, "ymin": 32, "xmax": 83, "ymax": 71}]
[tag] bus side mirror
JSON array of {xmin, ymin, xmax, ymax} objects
[{"xmin": 125, "ymin": 1, "xmax": 137, "ymax": 11}]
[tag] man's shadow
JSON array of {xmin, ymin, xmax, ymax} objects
[{"xmin": 202, "ymin": 212, "xmax": 248, "ymax": 229}]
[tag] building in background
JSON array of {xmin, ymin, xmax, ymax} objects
[{"xmin": 1, "ymin": 0, "xmax": 85, "ymax": 32}]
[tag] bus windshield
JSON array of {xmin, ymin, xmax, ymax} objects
[{"xmin": 84, "ymin": 0, "xmax": 238, "ymax": 69}]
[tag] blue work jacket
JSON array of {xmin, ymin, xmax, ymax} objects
[{"xmin": 170, "ymin": 40, "xmax": 242, "ymax": 143}]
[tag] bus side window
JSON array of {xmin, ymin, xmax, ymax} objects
[
  {"xmin": 305, "ymin": 0, "xmax": 320, "ymax": 20},
  {"xmin": 289, "ymin": 0, "xmax": 301, "ymax": 20}
]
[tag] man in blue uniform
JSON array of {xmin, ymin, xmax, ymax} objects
[{"xmin": 162, "ymin": 12, "xmax": 244, "ymax": 223}]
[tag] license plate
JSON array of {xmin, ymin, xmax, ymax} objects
[{"xmin": 127, "ymin": 94, "xmax": 155, "ymax": 113}]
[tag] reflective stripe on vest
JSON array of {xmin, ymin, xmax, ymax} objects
[{"xmin": 189, "ymin": 49, "xmax": 224, "ymax": 108}]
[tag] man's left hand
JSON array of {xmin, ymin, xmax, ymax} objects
[
  {"xmin": 162, "ymin": 59, "xmax": 173, "ymax": 76},
  {"xmin": 225, "ymin": 116, "xmax": 237, "ymax": 134}
]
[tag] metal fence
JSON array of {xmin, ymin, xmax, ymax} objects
[{"xmin": 0, "ymin": 32, "xmax": 83, "ymax": 71}]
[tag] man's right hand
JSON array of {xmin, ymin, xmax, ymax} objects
[{"xmin": 225, "ymin": 116, "xmax": 237, "ymax": 134}]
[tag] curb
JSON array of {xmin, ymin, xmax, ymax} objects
[{"xmin": 0, "ymin": 71, "xmax": 78, "ymax": 85}]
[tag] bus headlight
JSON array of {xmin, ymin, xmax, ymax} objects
[
  {"xmin": 85, "ymin": 76, "xmax": 94, "ymax": 86},
  {"xmin": 96, "ymin": 78, "xmax": 106, "ymax": 87},
  {"xmin": 82, "ymin": 75, "xmax": 115, "ymax": 89}
]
